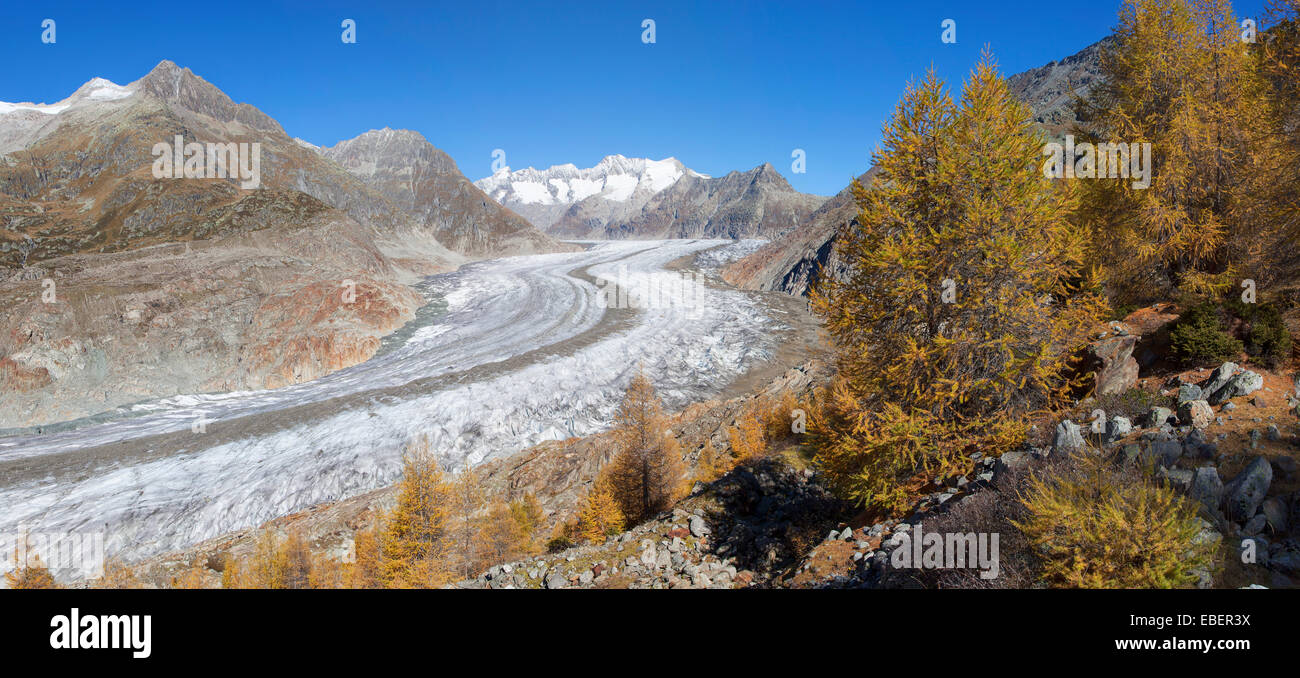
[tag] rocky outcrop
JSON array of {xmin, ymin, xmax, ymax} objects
[
  {"xmin": 460, "ymin": 457, "xmax": 846, "ymax": 589},
  {"xmin": 0, "ymin": 210, "xmax": 425, "ymax": 428},
  {"xmin": 1091, "ymin": 333, "xmax": 1141, "ymax": 396},
  {"xmin": 720, "ymin": 169, "xmax": 872, "ymax": 295}
]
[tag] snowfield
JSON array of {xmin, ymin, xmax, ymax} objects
[{"xmin": 0, "ymin": 240, "xmax": 778, "ymax": 561}]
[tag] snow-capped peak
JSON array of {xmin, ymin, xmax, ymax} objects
[
  {"xmin": 474, "ymin": 155, "xmax": 701, "ymax": 207},
  {"xmin": 0, "ymin": 76, "xmax": 134, "ymax": 117}
]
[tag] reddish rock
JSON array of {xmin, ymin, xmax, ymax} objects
[
  {"xmin": 0, "ymin": 357, "xmax": 53, "ymax": 393},
  {"xmin": 666, "ymin": 527, "xmax": 690, "ymax": 539},
  {"xmin": 1092, "ymin": 334, "xmax": 1140, "ymax": 396}
]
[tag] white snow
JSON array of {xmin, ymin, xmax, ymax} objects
[
  {"xmin": 474, "ymin": 156, "xmax": 695, "ymax": 209},
  {"xmin": 0, "ymin": 77, "xmax": 133, "ymax": 117},
  {"xmin": 0, "ymin": 241, "xmax": 780, "ymax": 562},
  {"xmin": 81, "ymin": 78, "xmax": 132, "ymax": 101},
  {"xmin": 601, "ymin": 173, "xmax": 638, "ymax": 202},
  {"xmin": 644, "ymin": 158, "xmax": 685, "ymax": 192},
  {"xmin": 0, "ymin": 102, "xmax": 69, "ymax": 116},
  {"xmin": 511, "ymin": 180, "xmax": 554, "ymax": 204},
  {"xmin": 569, "ymin": 177, "xmax": 602, "ymax": 201}
]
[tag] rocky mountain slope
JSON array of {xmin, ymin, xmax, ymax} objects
[
  {"xmin": 475, "ymin": 155, "xmax": 701, "ymax": 233},
  {"xmin": 1005, "ymin": 37, "xmax": 1107, "ymax": 139},
  {"xmin": 0, "ymin": 61, "xmax": 564, "ymax": 428},
  {"xmin": 723, "ymin": 40, "xmax": 1103, "ymax": 296},
  {"xmin": 322, "ymin": 128, "xmax": 564, "ymax": 257},
  {"xmin": 722, "ymin": 168, "xmax": 873, "ymax": 296},
  {"xmin": 570, "ymin": 162, "xmax": 827, "ymax": 241}
]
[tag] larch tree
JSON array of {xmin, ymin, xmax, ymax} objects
[
  {"xmin": 346, "ymin": 522, "xmax": 384, "ymax": 589},
  {"xmin": 810, "ymin": 54, "xmax": 1104, "ymax": 512},
  {"xmin": 279, "ymin": 530, "xmax": 313, "ymax": 589},
  {"xmin": 604, "ymin": 370, "xmax": 686, "ymax": 524},
  {"xmin": 1255, "ymin": 0, "xmax": 1300, "ymax": 283},
  {"xmin": 247, "ymin": 529, "xmax": 287, "ymax": 589},
  {"xmin": 732, "ymin": 405, "xmax": 768, "ymax": 463},
  {"xmin": 447, "ymin": 465, "xmax": 486, "ymax": 580},
  {"xmin": 478, "ymin": 501, "xmax": 528, "ymax": 566},
  {"xmin": 5, "ymin": 545, "xmax": 58, "ymax": 590},
  {"xmin": 1079, "ymin": 0, "xmax": 1280, "ymax": 301},
  {"xmin": 576, "ymin": 482, "xmax": 625, "ymax": 544},
  {"xmin": 506, "ymin": 488, "xmax": 543, "ymax": 540},
  {"xmin": 381, "ymin": 438, "xmax": 452, "ymax": 588}
]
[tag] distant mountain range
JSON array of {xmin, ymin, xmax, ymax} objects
[
  {"xmin": 476, "ymin": 156, "xmax": 826, "ymax": 240},
  {"xmin": 476, "ymin": 155, "xmax": 703, "ymax": 232}
]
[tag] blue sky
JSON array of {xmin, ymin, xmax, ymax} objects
[{"xmin": 1, "ymin": 0, "xmax": 1273, "ymax": 195}]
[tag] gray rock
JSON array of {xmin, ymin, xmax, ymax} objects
[
  {"xmin": 1244, "ymin": 513, "xmax": 1268, "ymax": 536},
  {"xmin": 1161, "ymin": 467, "xmax": 1194, "ymax": 492},
  {"xmin": 1224, "ymin": 456, "xmax": 1273, "ymax": 522},
  {"xmin": 544, "ymin": 573, "xmax": 567, "ymax": 589},
  {"xmin": 1053, "ymin": 420, "xmax": 1086, "ymax": 455},
  {"xmin": 1208, "ymin": 369, "xmax": 1264, "ymax": 405},
  {"xmin": 1266, "ymin": 424, "xmax": 1282, "ymax": 442},
  {"xmin": 1145, "ymin": 406, "xmax": 1175, "ymax": 428},
  {"xmin": 1116, "ymin": 443, "xmax": 1142, "ymax": 466},
  {"xmin": 1151, "ymin": 439, "xmax": 1184, "ymax": 467},
  {"xmin": 1189, "ymin": 466, "xmax": 1224, "ymax": 512},
  {"xmin": 1105, "ymin": 416, "xmax": 1133, "ymax": 443},
  {"xmin": 994, "ymin": 449, "xmax": 1032, "ymax": 479},
  {"xmin": 1183, "ymin": 428, "xmax": 1218, "ymax": 459},
  {"xmin": 1177, "ymin": 383, "xmax": 1204, "ymax": 406},
  {"xmin": 689, "ymin": 515, "xmax": 709, "ymax": 538},
  {"xmin": 1262, "ymin": 497, "xmax": 1288, "ymax": 533},
  {"xmin": 1093, "ymin": 335, "xmax": 1140, "ymax": 395},
  {"xmin": 1270, "ymin": 539, "xmax": 1300, "ymax": 574},
  {"xmin": 1223, "ymin": 401, "xmax": 1237, "ymax": 411},
  {"xmin": 1198, "ymin": 362, "xmax": 1238, "ymax": 400},
  {"xmin": 1178, "ymin": 399, "xmax": 1214, "ymax": 429}
]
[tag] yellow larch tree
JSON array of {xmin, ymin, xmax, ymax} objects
[
  {"xmin": 811, "ymin": 54, "xmax": 1104, "ymax": 512},
  {"xmin": 381, "ymin": 438, "xmax": 452, "ymax": 588},
  {"xmin": 605, "ymin": 369, "xmax": 686, "ymax": 524}
]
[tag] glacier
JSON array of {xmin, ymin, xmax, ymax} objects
[{"xmin": 0, "ymin": 240, "xmax": 780, "ymax": 562}]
